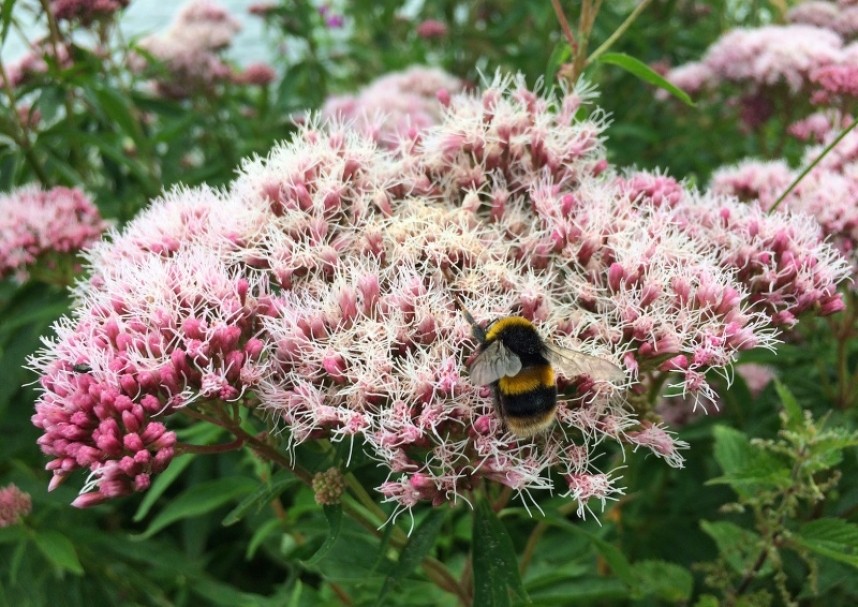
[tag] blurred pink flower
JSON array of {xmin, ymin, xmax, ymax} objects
[
  {"xmin": 233, "ymin": 62, "xmax": 277, "ymax": 86},
  {"xmin": 0, "ymin": 484, "xmax": 31, "ymax": 527},
  {"xmin": 810, "ymin": 63, "xmax": 858, "ymax": 103},
  {"xmin": 0, "ymin": 186, "xmax": 107, "ymax": 282},
  {"xmin": 788, "ymin": 110, "xmax": 849, "ymax": 141},
  {"xmin": 704, "ymin": 25, "xmax": 842, "ymax": 93},
  {"xmin": 50, "ymin": 0, "xmax": 129, "ymax": 23},
  {"xmin": 416, "ymin": 19, "xmax": 448, "ymax": 39},
  {"xmin": 661, "ymin": 61, "xmax": 714, "ymax": 98},
  {"xmin": 788, "ymin": 1, "xmax": 858, "ymax": 38},
  {"xmin": 320, "ymin": 66, "xmax": 463, "ymax": 148},
  {"xmin": 134, "ymin": 0, "xmax": 240, "ymax": 99},
  {"xmin": 712, "ymin": 157, "xmax": 858, "ymax": 286},
  {"xmin": 736, "ymin": 363, "xmax": 776, "ymax": 397},
  {"xmin": 248, "ymin": 2, "xmax": 276, "ymax": 17}
]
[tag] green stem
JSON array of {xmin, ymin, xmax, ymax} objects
[
  {"xmin": 38, "ymin": 0, "xmax": 85, "ymax": 175},
  {"xmin": 587, "ymin": 0, "xmax": 654, "ymax": 65},
  {"xmin": 769, "ymin": 119, "xmax": 858, "ymax": 213}
]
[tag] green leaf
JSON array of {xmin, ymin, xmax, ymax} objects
[
  {"xmin": 545, "ymin": 42, "xmax": 572, "ymax": 88},
  {"xmin": 133, "ymin": 452, "xmax": 195, "ymax": 522},
  {"xmin": 774, "ymin": 380, "xmax": 802, "ymax": 430},
  {"xmin": 709, "ymin": 426, "xmax": 790, "ymax": 494},
  {"xmin": 87, "ymin": 84, "xmax": 144, "ymax": 143},
  {"xmin": 246, "ymin": 518, "xmax": 283, "ymax": 561},
  {"xmin": 793, "ymin": 518, "xmax": 858, "ymax": 568},
  {"xmin": 222, "ymin": 472, "xmax": 300, "ymax": 526},
  {"xmin": 32, "ymin": 530, "xmax": 84, "ymax": 575},
  {"xmin": 700, "ymin": 520, "xmax": 771, "ymax": 576},
  {"xmin": 136, "ymin": 476, "xmax": 257, "ymax": 539},
  {"xmin": 631, "ymin": 560, "xmax": 693, "ymax": 602},
  {"xmin": 1, "ymin": 0, "xmax": 18, "ymax": 49},
  {"xmin": 597, "ymin": 52, "xmax": 695, "ymax": 106},
  {"xmin": 377, "ymin": 509, "xmax": 446, "ymax": 605},
  {"xmin": 302, "ymin": 505, "xmax": 343, "ymax": 566},
  {"xmin": 472, "ymin": 498, "xmax": 527, "ymax": 607}
]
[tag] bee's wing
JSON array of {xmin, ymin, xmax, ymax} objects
[
  {"xmin": 469, "ymin": 340, "xmax": 523, "ymax": 385},
  {"xmin": 544, "ymin": 342, "xmax": 625, "ymax": 384}
]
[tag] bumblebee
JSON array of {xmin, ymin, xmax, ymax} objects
[{"xmin": 454, "ymin": 298, "xmax": 624, "ymax": 437}]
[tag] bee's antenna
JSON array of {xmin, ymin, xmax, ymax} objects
[{"xmin": 441, "ymin": 268, "xmax": 486, "ymax": 343}]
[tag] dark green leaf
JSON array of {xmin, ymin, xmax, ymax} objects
[
  {"xmin": 136, "ymin": 476, "xmax": 257, "ymax": 539},
  {"xmin": 222, "ymin": 472, "xmax": 300, "ymax": 526},
  {"xmin": 87, "ymin": 84, "xmax": 144, "ymax": 143},
  {"xmin": 302, "ymin": 504, "xmax": 343, "ymax": 566},
  {"xmin": 545, "ymin": 43, "xmax": 572, "ymax": 88},
  {"xmin": 597, "ymin": 52, "xmax": 695, "ymax": 106},
  {"xmin": 709, "ymin": 425, "xmax": 790, "ymax": 494},
  {"xmin": 631, "ymin": 560, "xmax": 693, "ymax": 601},
  {"xmin": 246, "ymin": 518, "xmax": 282, "ymax": 561},
  {"xmin": 32, "ymin": 530, "xmax": 84, "ymax": 575},
  {"xmin": 133, "ymin": 452, "xmax": 195, "ymax": 522},
  {"xmin": 472, "ymin": 498, "xmax": 527, "ymax": 607},
  {"xmin": 774, "ymin": 380, "xmax": 802, "ymax": 430},
  {"xmin": 793, "ymin": 518, "xmax": 858, "ymax": 568},
  {"xmin": 377, "ymin": 509, "xmax": 446, "ymax": 604},
  {"xmin": 700, "ymin": 520, "xmax": 771, "ymax": 576},
  {"xmin": 1, "ymin": 0, "xmax": 17, "ymax": 47}
]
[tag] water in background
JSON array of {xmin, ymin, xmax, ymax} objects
[{"xmin": 1, "ymin": 0, "xmax": 268, "ymax": 65}]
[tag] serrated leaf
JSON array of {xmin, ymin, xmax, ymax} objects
[
  {"xmin": 135, "ymin": 476, "xmax": 257, "ymax": 539},
  {"xmin": 302, "ymin": 505, "xmax": 343, "ymax": 566},
  {"xmin": 774, "ymin": 380, "xmax": 802, "ymax": 430},
  {"xmin": 32, "ymin": 530, "xmax": 84, "ymax": 575},
  {"xmin": 793, "ymin": 518, "xmax": 858, "ymax": 568},
  {"xmin": 222, "ymin": 472, "xmax": 299, "ymax": 526},
  {"xmin": 631, "ymin": 560, "xmax": 693, "ymax": 601},
  {"xmin": 597, "ymin": 52, "xmax": 695, "ymax": 106},
  {"xmin": 472, "ymin": 498, "xmax": 527, "ymax": 607},
  {"xmin": 700, "ymin": 520, "xmax": 772, "ymax": 576},
  {"xmin": 709, "ymin": 426, "xmax": 790, "ymax": 494},
  {"xmin": 377, "ymin": 509, "xmax": 446, "ymax": 605}
]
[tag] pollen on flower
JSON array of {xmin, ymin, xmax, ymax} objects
[{"xmin": 28, "ymin": 71, "xmax": 850, "ymax": 518}]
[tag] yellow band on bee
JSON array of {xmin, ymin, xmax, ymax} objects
[
  {"xmin": 507, "ymin": 410, "xmax": 557, "ymax": 437},
  {"xmin": 497, "ymin": 365, "xmax": 555, "ymax": 395},
  {"xmin": 484, "ymin": 316, "xmax": 535, "ymax": 342}
]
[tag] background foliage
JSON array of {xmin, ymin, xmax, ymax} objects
[{"xmin": 1, "ymin": 1, "xmax": 857, "ymax": 606}]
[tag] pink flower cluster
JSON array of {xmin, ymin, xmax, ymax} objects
[
  {"xmin": 0, "ymin": 186, "xmax": 107, "ymax": 282},
  {"xmin": 416, "ymin": 19, "xmax": 448, "ymax": 39},
  {"xmin": 712, "ymin": 156, "xmax": 858, "ymax": 286},
  {"xmin": 50, "ymin": 0, "xmax": 129, "ymax": 23},
  {"xmin": 30, "ymin": 74, "xmax": 849, "ymax": 515},
  {"xmin": 664, "ymin": 24, "xmax": 843, "ymax": 97},
  {"xmin": 321, "ymin": 66, "xmax": 463, "ymax": 148},
  {"xmin": 788, "ymin": 1, "xmax": 858, "ymax": 39},
  {"xmin": 0, "ymin": 484, "xmax": 31, "ymax": 527},
  {"xmin": 134, "ymin": 0, "xmax": 242, "ymax": 99}
]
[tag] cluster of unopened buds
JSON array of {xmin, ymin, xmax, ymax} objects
[{"xmin": 28, "ymin": 71, "xmax": 850, "ymax": 517}]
